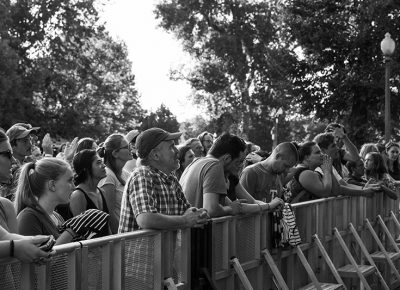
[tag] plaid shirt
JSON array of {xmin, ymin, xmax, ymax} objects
[{"xmin": 118, "ymin": 165, "xmax": 190, "ymax": 233}]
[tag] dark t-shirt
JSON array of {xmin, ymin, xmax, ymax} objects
[
  {"xmin": 227, "ymin": 175, "xmax": 239, "ymax": 201},
  {"xmin": 17, "ymin": 206, "xmax": 63, "ymax": 238},
  {"xmin": 287, "ymin": 166, "xmax": 322, "ymax": 202}
]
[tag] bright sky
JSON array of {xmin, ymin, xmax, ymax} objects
[{"xmin": 100, "ymin": 0, "xmax": 204, "ymax": 122}]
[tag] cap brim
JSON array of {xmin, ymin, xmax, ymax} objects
[
  {"xmin": 30, "ymin": 127, "xmax": 40, "ymax": 133},
  {"xmin": 125, "ymin": 131, "xmax": 140, "ymax": 143},
  {"xmin": 164, "ymin": 132, "xmax": 182, "ymax": 141},
  {"xmin": 16, "ymin": 129, "xmax": 33, "ymax": 139}
]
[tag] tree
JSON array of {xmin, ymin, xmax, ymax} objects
[
  {"xmin": 140, "ymin": 104, "xmax": 180, "ymax": 133},
  {"xmin": 284, "ymin": 0, "xmax": 400, "ymax": 146},
  {"xmin": 180, "ymin": 115, "xmax": 211, "ymax": 140},
  {"xmin": 0, "ymin": 0, "xmax": 144, "ymax": 140},
  {"xmin": 155, "ymin": 0, "xmax": 299, "ymax": 149}
]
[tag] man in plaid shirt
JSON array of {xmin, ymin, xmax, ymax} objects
[{"xmin": 118, "ymin": 127, "xmax": 209, "ymax": 287}]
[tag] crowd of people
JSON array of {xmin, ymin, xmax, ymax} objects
[{"xmin": 0, "ymin": 121, "xmax": 399, "ymax": 279}]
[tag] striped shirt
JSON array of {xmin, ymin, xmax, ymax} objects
[{"xmin": 118, "ymin": 165, "xmax": 190, "ymax": 232}]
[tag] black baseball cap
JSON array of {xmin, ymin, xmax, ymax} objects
[{"xmin": 136, "ymin": 128, "xmax": 182, "ymax": 158}]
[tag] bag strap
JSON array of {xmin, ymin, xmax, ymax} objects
[{"xmin": 291, "ymin": 189, "xmax": 307, "ymax": 204}]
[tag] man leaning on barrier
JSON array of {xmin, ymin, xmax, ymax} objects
[
  {"xmin": 118, "ymin": 128, "xmax": 209, "ymax": 288},
  {"xmin": 180, "ymin": 133, "xmax": 282, "ymax": 218},
  {"xmin": 118, "ymin": 127, "xmax": 209, "ymax": 233},
  {"xmin": 240, "ymin": 142, "xmax": 299, "ymax": 202}
]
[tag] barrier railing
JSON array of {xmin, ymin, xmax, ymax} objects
[
  {"xmin": 0, "ymin": 192, "xmax": 398, "ymax": 289},
  {"xmin": 0, "ymin": 229, "xmax": 191, "ymax": 290},
  {"xmin": 199, "ymin": 192, "xmax": 399, "ymax": 289}
]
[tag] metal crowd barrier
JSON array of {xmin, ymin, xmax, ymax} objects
[
  {"xmin": 0, "ymin": 192, "xmax": 398, "ymax": 290},
  {"xmin": 0, "ymin": 229, "xmax": 191, "ymax": 290},
  {"xmin": 193, "ymin": 192, "xmax": 400, "ymax": 289}
]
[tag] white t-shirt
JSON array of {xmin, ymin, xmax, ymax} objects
[{"xmin": 98, "ymin": 167, "xmax": 124, "ymax": 233}]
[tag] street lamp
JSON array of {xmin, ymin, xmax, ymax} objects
[
  {"xmin": 271, "ymin": 108, "xmax": 283, "ymax": 150},
  {"xmin": 381, "ymin": 32, "xmax": 396, "ymax": 143}
]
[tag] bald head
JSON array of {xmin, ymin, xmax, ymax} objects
[
  {"xmin": 272, "ymin": 142, "xmax": 299, "ymax": 162},
  {"xmin": 265, "ymin": 142, "xmax": 299, "ymax": 174}
]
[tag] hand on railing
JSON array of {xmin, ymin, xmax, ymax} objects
[
  {"xmin": 183, "ymin": 207, "xmax": 209, "ymax": 228},
  {"xmin": 230, "ymin": 199, "xmax": 249, "ymax": 215},
  {"xmin": 269, "ymin": 197, "xmax": 284, "ymax": 210},
  {"xmin": 14, "ymin": 235, "xmax": 55, "ymax": 264},
  {"xmin": 361, "ymin": 185, "xmax": 381, "ymax": 197}
]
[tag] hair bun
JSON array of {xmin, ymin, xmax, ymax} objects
[{"xmin": 97, "ymin": 146, "xmax": 106, "ymax": 157}]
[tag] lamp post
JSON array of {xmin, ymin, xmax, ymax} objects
[
  {"xmin": 381, "ymin": 32, "xmax": 396, "ymax": 143},
  {"xmin": 271, "ymin": 108, "xmax": 283, "ymax": 150}
]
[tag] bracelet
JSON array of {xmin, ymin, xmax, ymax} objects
[
  {"xmin": 10, "ymin": 240, "xmax": 14, "ymax": 257},
  {"xmin": 64, "ymin": 228, "xmax": 77, "ymax": 238},
  {"xmin": 266, "ymin": 203, "xmax": 270, "ymax": 211},
  {"xmin": 258, "ymin": 203, "xmax": 263, "ymax": 213}
]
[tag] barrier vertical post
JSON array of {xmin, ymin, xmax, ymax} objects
[
  {"xmin": 101, "ymin": 241, "xmax": 112, "ymax": 290},
  {"xmin": 112, "ymin": 238, "xmax": 123, "ymax": 290}
]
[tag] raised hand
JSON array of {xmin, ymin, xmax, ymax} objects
[
  {"xmin": 64, "ymin": 137, "xmax": 79, "ymax": 162},
  {"xmin": 321, "ymin": 154, "xmax": 332, "ymax": 173},
  {"xmin": 42, "ymin": 133, "xmax": 53, "ymax": 155}
]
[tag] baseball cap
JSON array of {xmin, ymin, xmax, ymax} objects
[
  {"xmin": 13, "ymin": 123, "xmax": 40, "ymax": 133},
  {"xmin": 136, "ymin": 128, "xmax": 182, "ymax": 158},
  {"xmin": 6, "ymin": 125, "xmax": 36, "ymax": 142},
  {"xmin": 125, "ymin": 130, "xmax": 140, "ymax": 144}
]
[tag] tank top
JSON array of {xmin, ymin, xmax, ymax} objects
[{"xmin": 74, "ymin": 187, "xmax": 109, "ymax": 237}]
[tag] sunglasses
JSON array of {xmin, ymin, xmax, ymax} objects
[
  {"xmin": 119, "ymin": 145, "xmax": 129, "ymax": 150},
  {"xmin": 0, "ymin": 150, "xmax": 13, "ymax": 159}
]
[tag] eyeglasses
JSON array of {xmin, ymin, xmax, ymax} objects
[{"xmin": 0, "ymin": 150, "xmax": 13, "ymax": 159}]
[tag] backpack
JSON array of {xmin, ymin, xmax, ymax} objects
[{"xmin": 278, "ymin": 203, "xmax": 301, "ymax": 247}]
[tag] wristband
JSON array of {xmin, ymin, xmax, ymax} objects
[
  {"xmin": 64, "ymin": 228, "xmax": 77, "ymax": 239},
  {"xmin": 10, "ymin": 240, "xmax": 14, "ymax": 257}
]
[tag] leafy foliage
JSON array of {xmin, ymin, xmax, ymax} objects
[
  {"xmin": 140, "ymin": 104, "xmax": 180, "ymax": 133},
  {"xmin": 156, "ymin": 0, "xmax": 400, "ymax": 148},
  {"xmin": 0, "ymin": 0, "xmax": 144, "ymax": 139},
  {"xmin": 284, "ymin": 0, "xmax": 400, "ymax": 146},
  {"xmin": 155, "ymin": 0, "xmax": 298, "ymax": 150}
]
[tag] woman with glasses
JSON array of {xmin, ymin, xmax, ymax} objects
[
  {"xmin": 385, "ymin": 142, "xmax": 400, "ymax": 180},
  {"xmin": 198, "ymin": 131, "xmax": 214, "ymax": 156},
  {"xmin": 122, "ymin": 130, "xmax": 140, "ymax": 177},
  {"xmin": 98, "ymin": 134, "xmax": 132, "ymax": 233},
  {"xmin": 0, "ymin": 130, "xmax": 13, "ymax": 196},
  {"xmin": 0, "ymin": 130, "xmax": 19, "ymax": 232}
]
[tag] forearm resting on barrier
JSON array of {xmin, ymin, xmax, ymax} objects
[
  {"xmin": 136, "ymin": 209, "xmax": 208, "ymax": 230},
  {"xmin": 203, "ymin": 193, "xmax": 235, "ymax": 217}
]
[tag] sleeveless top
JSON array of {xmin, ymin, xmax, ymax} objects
[
  {"xmin": 288, "ymin": 166, "xmax": 322, "ymax": 203},
  {"xmin": 74, "ymin": 187, "xmax": 109, "ymax": 214},
  {"xmin": 55, "ymin": 187, "xmax": 110, "ymax": 237},
  {"xmin": 74, "ymin": 187, "xmax": 109, "ymax": 237}
]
